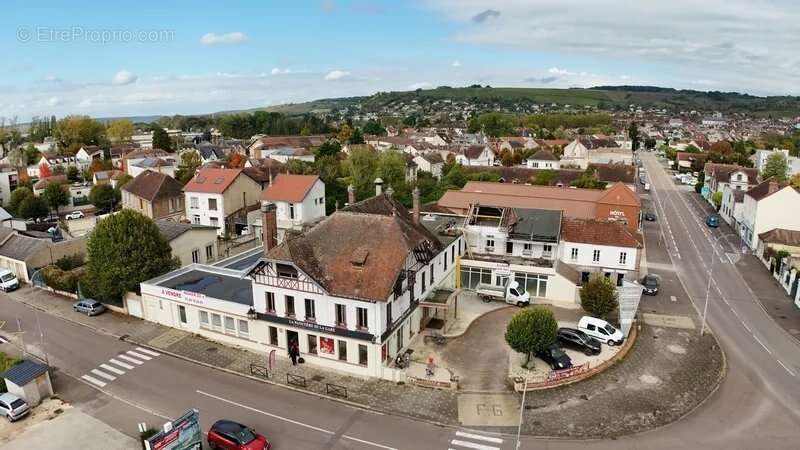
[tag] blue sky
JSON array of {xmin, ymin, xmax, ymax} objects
[{"xmin": 3, "ymin": 0, "xmax": 798, "ymax": 120}]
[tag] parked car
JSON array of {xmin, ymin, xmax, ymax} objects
[
  {"xmin": 475, "ymin": 280, "xmax": 530, "ymax": 306},
  {"xmin": 642, "ymin": 274, "xmax": 659, "ymax": 295},
  {"xmin": 0, "ymin": 393, "xmax": 30, "ymax": 422},
  {"xmin": 644, "ymin": 183, "xmax": 651, "ymax": 191},
  {"xmin": 577, "ymin": 316, "xmax": 624, "ymax": 346},
  {"xmin": 73, "ymin": 299, "xmax": 105, "ymax": 316},
  {"xmin": 0, "ymin": 269, "xmax": 19, "ymax": 292},
  {"xmin": 705, "ymin": 215, "xmax": 720, "ymax": 228},
  {"xmin": 644, "ymin": 212, "xmax": 657, "ymax": 221},
  {"xmin": 557, "ymin": 328, "xmax": 601, "ymax": 355},
  {"xmin": 208, "ymin": 420, "xmax": 270, "ymax": 450},
  {"xmin": 536, "ymin": 344, "xmax": 573, "ymax": 370},
  {"xmin": 65, "ymin": 211, "xmax": 84, "ymax": 220}
]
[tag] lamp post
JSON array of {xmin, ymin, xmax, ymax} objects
[
  {"xmin": 700, "ymin": 232, "xmax": 738, "ymax": 336},
  {"xmin": 515, "ymin": 379, "xmax": 527, "ymax": 449}
]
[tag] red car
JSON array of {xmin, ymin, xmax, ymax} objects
[{"xmin": 208, "ymin": 420, "xmax": 270, "ymax": 450}]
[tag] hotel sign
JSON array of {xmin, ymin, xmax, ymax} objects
[
  {"xmin": 160, "ymin": 288, "xmax": 206, "ymax": 306},
  {"xmin": 256, "ymin": 312, "xmax": 374, "ymax": 341}
]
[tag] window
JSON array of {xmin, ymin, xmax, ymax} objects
[
  {"xmin": 506, "ymin": 241, "xmax": 514, "ymax": 254},
  {"xmin": 265, "ymin": 292, "xmax": 276, "ymax": 313},
  {"xmin": 619, "ymin": 252, "xmax": 627, "ymax": 265},
  {"xmin": 178, "ymin": 305, "xmax": 187, "ymax": 324},
  {"xmin": 191, "ymin": 249, "xmax": 200, "ymax": 263},
  {"xmin": 451, "ymin": 246, "xmax": 455, "ymax": 264},
  {"xmin": 356, "ymin": 307, "xmax": 368, "ymax": 329},
  {"xmin": 205, "ymin": 244, "xmax": 214, "ymax": 261},
  {"xmin": 523, "ymin": 243, "xmax": 532, "ymax": 253},
  {"xmin": 208, "ymin": 198, "xmax": 217, "ymax": 210},
  {"xmin": 338, "ymin": 340, "xmax": 348, "ymax": 361},
  {"xmin": 199, "ymin": 311, "xmax": 209, "ymax": 329},
  {"xmin": 190, "ymin": 197, "xmax": 198, "ymax": 209},
  {"xmin": 285, "ymin": 296, "xmax": 295, "ymax": 317},
  {"xmin": 276, "ymin": 264, "xmax": 298, "ymax": 279},
  {"xmin": 543, "ymin": 244, "xmax": 553, "ymax": 256},
  {"xmin": 335, "ymin": 304, "xmax": 346, "ymax": 327},
  {"xmin": 304, "ymin": 298, "xmax": 316, "ymax": 321},
  {"xmin": 289, "ymin": 203, "xmax": 295, "ymax": 219},
  {"xmin": 224, "ymin": 316, "xmax": 236, "ymax": 334},
  {"xmin": 443, "ymin": 250, "xmax": 448, "ymax": 271},
  {"xmin": 192, "ymin": 215, "xmax": 200, "ymax": 225},
  {"xmin": 421, "ymin": 271, "xmax": 427, "ymax": 293},
  {"xmin": 570, "ymin": 248, "xmax": 578, "ymax": 260},
  {"xmin": 139, "ymin": 198, "xmax": 144, "ymax": 209},
  {"xmin": 238, "ymin": 320, "xmax": 249, "ymax": 338},
  {"xmin": 269, "ymin": 326, "xmax": 278, "ymax": 346},
  {"xmin": 307, "ymin": 334, "xmax": 318, "ymax": 354},
  {"xmin": 430, "ymin": 265, "xmax": 434, "ymax": 283},
  {"xmin": 486, "ymin": 236, "xmax": 495, "ymax": 249},
  {"xmin": 211, "ymin": 313, "xmax": 222, "ymax": 331},
  {"xmin": 617, "ymin": 273, "xmax": 624, "ymax": 287},
  {"xmin": 460, "ymin": 267, "xmax": 492, "ymax": 290},
  {"xmin": 592, "ymin": 250, "xmax": 601, "ymax": 262},
  {"xmin": 210, "ymin": 217, "xmax": 219, "ymax": 228},
  {"xmin": 358, "ymin": 344, "xmax": 368, "ymax": 366}
]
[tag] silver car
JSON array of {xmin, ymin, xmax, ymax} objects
[
  {"xmin": 73, "ymin": 300, "xmax": 106, "ymax": 316},
  {"xmin": 0, "ymin": 393, "xmax": 30, "ymax": 422}
]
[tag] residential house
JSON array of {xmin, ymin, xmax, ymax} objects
[
  {"xmin": 264, "ymin": 147, "xmax": 315, "ymax": 164},
  {"xmin": 413, "ymin": 153, "xmax": 444, "ymax": 179},
  {"xmin": 740, "ymin": 178, "xmax": 800, "ymax": 249},
  {"xmin": 92, "ymin": 170, "xmax": 125, "ymax": 188},
  {"xmin": 122, "ymin": 148, "xmax": 174, "ymax": 174},
  {"xmin": 719, "ymin": 185, "xmax": 746, "ymax": 229},
  {"xmin": 109, "ymin": 144, "xmax": 140, "ymax": 169},
  {"xmin": 0, "ymin": 228, "xmax": 87, "ymax": 282},
  {"xmin": 560, "ymin": 139, "xmax": 589, "ymax": 169},
  {"xmin": 560, "ymin": 218, "xmax": 642, "ymax": 287},
  {"xmin": 75, "ymin": 145, "xmax": 103, "ymax": 169},
  {"xmin": 155, "ymin": 220, "xmax": 219, "ymax": 266},
  {"xmin": 405, "ymin": 157, "xmax": 418, "ymax": 182},
  {"xmin": 248, "ymin": 135, "xmax": 327, "ymax": 159},
  {"xmin": 455, "ymin": 145, "xmax": 495, "ymax": 166},
  {"xmin": 128, "ymin": 157, "xmax": 177, "ymax": 178},
  {"xmin": 259, "ymin": 174, "xmax": 326, "ymax": 241},
  {"xmin": 524, "ymin": 149, "xmax": 560, "ymax": 170},
  {"xmin": 497, "ymin": 137, "xmax": 537, "ymax": 154},
  {"xmin": 702, "ymin": 163, "xmax": 759, "ymax": 205},
  {"xmin": 183, "ymin": 168, "xmax": 262, "ymax": 236},
  {"xmin": 755, "ymin": 228, "xmax": 800, "ymax": 300},
  {"xmin": 0, "ymin": 165, "xmax": 19, "ymax": 207},
  {"xmin": 675, "ymin": 152, "xmax": 707, "ymax": 172},
  {"xmin": 121, "ymin": 171, "xmax": 185, "ymax": 221},
  {"xmin": 31, "ymin": 153, "xmax": 77, "ymax": 178},
  {"xmin": 751, "ymin": 149, "xmax": 800, "ymax": 178}
]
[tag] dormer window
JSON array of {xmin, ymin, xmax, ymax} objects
[{"xmin": 276, "ymin": 263, "xmax": 298, "ymax": 279}]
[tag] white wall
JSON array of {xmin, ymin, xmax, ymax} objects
[
  {"xmin": 559, "ymin": 241, "xmax": 638, "ymax": 272},
  {"xmin": 741, "ymin": 187, "xmax": 800, "ymax": 249},
  {"xmin": 185, "ymin": 192, "xmax": 226, "ymax": 235},
  {"xmin": 274, "ymin": 179, "xmax": 326, "ymax": 229}
]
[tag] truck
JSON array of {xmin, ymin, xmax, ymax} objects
[{"xmin": 475, "ymin": 280, "xmax": 530, "ymax": 306}]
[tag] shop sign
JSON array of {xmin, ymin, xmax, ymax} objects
[
  {"xmin": 256, "ymin": 312, "xmax": 374, "ymax": 341},
  {"xmin": 145, "ymin": 409, "xmax": 202, "ymax": 450},
  {"xmin": 159, "ymin": 288, "xmax": 206, "ymax": 306}
]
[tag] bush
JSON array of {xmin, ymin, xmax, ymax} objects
[
  {"xmin": 504, "ymin": 307, "xmax": 558, "ymax": 368},
  {"xmin": 41, "ymin": 265, "xmax": 84, "ymax": 293},
  {"xmin": 139, "ymin": 428, "xmax": 158, "ymax": 450},
  {"xmin": 0, "ymin": 353, "xmax": 21, "ymax": 392},
  {"xmin": 694, "ymin": 181, "xmax": 704, "ymax": 193},
  {"xmin": 55, "ymin": 253, "xmax": 85, "ymax": 271},
  {"xmin": 580, "ymin": 275, "xmax": 619, "ymax": 318}
]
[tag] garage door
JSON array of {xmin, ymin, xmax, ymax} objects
[{"xmin": 127, "ymin": 296, "xmax": 144, "ymax": 318}]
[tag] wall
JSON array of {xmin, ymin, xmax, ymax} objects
[
  {"xmin": 742, "ymin": 188, "xmax": 800, "ymax": 249},
  {"xmin": 185, "ymin": 192, "xmax": 226, "ymax": 235},
  {"xmin": 274, "ymin": 180, "xmax": 326, "ymax": 230},
  {"xmin": 170, "ymin": 229, "xmax": 219, "ymax": 266},
  {"xmin": 122, "ymin": 190, "xmax": 154, "ymax": 218},
  {"xmin": 27, "ymin": 237, "xmax": 88, "ymax": 271}
]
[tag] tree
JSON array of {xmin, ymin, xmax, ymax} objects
[
  {"xmin": 8, "ymin": 187, "xmax": 34, "ymax": 216},
  {"xmin": 337, "ymin": 124, "xmax": 353, "ymax": 144},
  {"xmin": 349, "ymin": 127, "xmax": 365, "ymax": 145},
  {"xmin": 17, "ymin": 196, "xmax": 48, "ymax": 219},
  {"xmin": 345, "ymin": 145, "xmax": 378, "ymax": 199},
  {"xmin": 628, "ymin": 121, "xmax": 639, "ymax": 151},
  {"xmin": 791, "ymin": 173, "xmax": 800, "ymax": 189},
  {"xmin": 571, "ymin": 170, "xmax": 607, "ymax": 189},
  {"xmin": 66, "ymin": 166, "xmax": 80, "ymax": 181},
  {"xmin": 580, "ymin": 275, "xmax": 619, "ymax": 319},
  {"xmin": 315, "ymin": 141, "xmax": 341, "ymax": 158},
  {"xmin": 106, "ymin": 119, "xmax": 134, "ymax": 143},
  {"xmin": 53, "ymin": 115, "xmax": 105, "ymax": 153},
  {"xmin": 504, "ymin": 307, "xmax": 558, "ymax": 368},
  {"xmin": 376, "ymin": 151, "xmax": 407, "ymax": 190},
  {"xmin": 116, "ymin": 174, "xmax": 133, "ymax": 189},
  {"xmin": 467, "ymin": 113, "xmax": 516, "ymax": 137},
  {"xmin": 24, "ymin": 144, "xmax": 41, "ymax": 166},
  {"xmin": 38, "ymin": 163, "xmax": 52, "ymax": 179},
  {"xmin": 711, "ymin": 191, "xmax": 723, "ymax": 210},
  {"xmin": 175, "ymin": 152, "xmax": 201, "ymax": 184},
  {"xmin": 762, "ymin": 152, "xmax": 789, "ymax": 182},
  {"xmin": 363, "ymin": 120, "xmax": 386, "ymax": 136},
  {"xmin": 84, "ymin": 210, "xmax": 179, "ymax": 303},
  {"xmin": 228, "ymin": 152, "xmax": 243, "ymax": 168},
  {"xmin": 644, "ymin": 138, "xmax": 656, "ymax": 150},
  {"xmin": 152, "ymin": 127, "xmax": 172, "ymax": 151},
  {"xmin": 42, "ymin": 183, "xmax": 70, "ymax": 215},
  {"xmin": 89, "ymin": 184, "xmax": 120, "ymax": 209},
  {"xmin": 531, "ymin": 169, "xmax": 556, "ymax": 186}
]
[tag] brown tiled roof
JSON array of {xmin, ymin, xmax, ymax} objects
[
  {"xmin": 746, "ymin": 177, "xmax": 788, "ymax": 201},
  {"xmin": 591, "ymin": 163, "xmax": 636, "ymax": 184},
  {"xmin": 704, "ymin": 163, "xmax": 759, "ymax": 183},
  {"xmin": 267, "ymin": 194, "xmax": 444, "ymax": 302},
  {"xmin": 125, "ymin": 148, "xmax": 171, "ymax": 159},
  {"xmin": 259, "ymin": 135, "xmax": 327, "ymax": 149},
  {"xmin": 261, "ymin": 174, "xmax": 319, "ymax": 202},
  {"xmin": 183, "ymin": 168, "xmax": 243, "ymax": 194},
  {"xmin": 33, "ymin": 175, "xmax": 68, "ymax": 189},
  {"xmin": 122, "ymin": 171, "xmax": 183, "ymax": 202},
  {"xmin": 758, "ymin": 228, "xmax": 800, "ymax": 247},
  {"xmin": 530, "ymin": 149, "xmax": 558, "ymax": 161},
  {"xmin": 463, "ymin": 145, "xmax": 489, "ymax": 159},
  {"xmin": 421, "ymin": 153, "xmax": 444, "ymax": 164},
  {"xmin": 561, "ymin": 218, "xmax": 642, "ymax": 248}
]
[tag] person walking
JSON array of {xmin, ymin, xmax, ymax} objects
[{"xmin": 289, "ymin": 341, "xmax": 299, "ymax": 366}]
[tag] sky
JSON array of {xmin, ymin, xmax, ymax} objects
[{"xmin": 2, "ymin": 0, "xmax": 798, "ymax": 121}]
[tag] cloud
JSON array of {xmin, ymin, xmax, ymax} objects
[
  {"xmin": 525, "ymin": 76, "xmax": 559, "ymax": 84},
  {"xmin": 472, "ymin": 9, "xmax": 500, "ymax": 23},
  {"xmin": 410, "ymin": 82, "xmax": 431, "ymax": 89},
  {"xmin": 112, "ymin": 70, "xmax": 138, "ymax": 85},
  {"xmin": 200, "ymin": 32, "xmax": 247, "ymax": 45},
  {"xmin": 324, "ymin": 70, "xmax": 351, "ymax": 81},
  {"xmin": 547, "ymin": 67, "xmax": 572, "ymax": 76},
  {"xmin": 47, "ymin": 97, "xmax": 61, "ymax": 106},
  {"xmin": 271, "ymin": 67, "xmax": 291, "ymax": 75},
  {"xmin": 452, "ymin": 60, "xmax": 462, "ymax": 67},
  {"xmin": 78, "ymin": 98, "xmax": 92, "ymax": 108}
]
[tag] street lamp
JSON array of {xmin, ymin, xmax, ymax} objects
[
  {"xmin": 700, "ymin": 232, "xmax": 738, "ymax": 336},
  {"xmin": 246, "ymin": 307, "xmax": 258, "ymax": 320}
]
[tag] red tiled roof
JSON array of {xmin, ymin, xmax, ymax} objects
[
  {"xmin": 183, "ymin": 168, "xmax": 243, "ymax": 194},
  {"xmin": 261, "ymin": 174, "xmax": 319, "ymax": 202},
  {"xmin": 561, "ymin": 218, "xmax": 642, "ymax": 248}
]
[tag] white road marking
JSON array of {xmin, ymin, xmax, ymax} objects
[
  {"xmin": 0, "ymin": 336, "xmax": 7, "ymax": 344},
  {"xmin": 741, "ymin": 321, "xmax": 752, "ymax": 333},
  {"xmin": 100, "ymin": 363, "xmax": 125, "ymax": 375},
  {"xmin": 126, "ymin": 350, "xmax": 152, "ymax": 361},
  {"xmin": 196, "ymin": 390, "xmax": 398, "ymax": 450},
  {"xmin": 135, "ymin": 347, "xmax": 160, "ymax": 357},
  {"xmin": 110, "ymin": 358, "xmax": 136, "ymax": 369},
  {"xmin": 450, "ymin": 439, "xmax": 499, "ymax": 450},
  {"xmin": 118, "ymin": 354, "xmax": 144, "ymax": 365},
  {"xmin": 81, "ymin": 374, "xmax": 107, "ymax": 387},
  {"xmin": 91, "ymin": 369, "xmax": 116, "ymax": 381},
  {"xmin": 753, "ymin": 335, "xmax": 772, "ymax": 355},
  {"xmin": 455, "ymin": 431, "xmax": 503, "ymax": 444},
  {"xmin": 777, "ymin": 360, "xmax": 796, "ymax": 377}
]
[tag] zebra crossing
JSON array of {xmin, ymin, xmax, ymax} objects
[
  {"xmin": 80, "ymin": 347, "xmax": 160, "ymax": 388},
  {"xmin": 448, "ymin": 430, "xmax": 506, "ymax": 450}
]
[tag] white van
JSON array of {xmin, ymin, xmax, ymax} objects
[
  {"xmin": 577, "ymin": 316, "xmax": 624, "ymax": 346},
  {"xmin": 0, "ymin": 269, "xmax": 19, "ymax": 292}
]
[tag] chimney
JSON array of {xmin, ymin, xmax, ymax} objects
[
  {"xmin": 261, "ymin": 202, "xmax": 278, "ymax": 253},
  {"xmin": 374, "ymin": 177, "xmax": 384, "ymax": 196},
  {"xmin": 347, "ymin": 184, "xmax": 355, "ymax": 205},
  {"xmin": 412, "ymin": 187, "xmax": 421, "ymax": 225}
]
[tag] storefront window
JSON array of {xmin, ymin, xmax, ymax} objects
[
  {"xmin": 338, "ymin": 340, "xmax": 348, "ymax": 361},
  {"xmin": 308, "ymin": 334, "xmax": 318, "ymax": 354},
  {"xmin": 460, "ymin": 267, "xmax": 493, "ymax": 290},
  {"xmin": 211, "ymin": 314, "xmax": 222, "ymax": 331},
  {"xmin": 238, "ymin": 320, "xmax": 249, "ymax": 338},
  {"xmin": 515, "ymin": 273, "xmax": 549, "ymax": 298},
  {"xmin": 269, "ymin": 326, "xmax": 278, "ymax": 346},
  {"xmin": 199, "ymin": 311, "xmax": 209, "ymax": 329},
  {"xmin": 359, "ymin": 344, "xmax": 368, "ymax": 366},
  {"xmin": 224, "ymin": 316, "xmax": 236, "ymax": 334}
]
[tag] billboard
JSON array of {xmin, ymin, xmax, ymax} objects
[{"xmin": 145, "ymin": 410, "xmax": 202, "ymax": 450}]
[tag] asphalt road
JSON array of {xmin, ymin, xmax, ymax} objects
[{"xmin": 1, "ymin": 154, "xmax": 798, "ymax": 449}]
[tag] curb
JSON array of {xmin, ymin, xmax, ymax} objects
[{"xmin": 442, "ymin": 304, "xmax": 514, "ymax": 339}]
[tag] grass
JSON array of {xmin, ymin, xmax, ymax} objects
[{"xmin": 0, "ymin": 352, "xmax": 21, "ymax": 392}]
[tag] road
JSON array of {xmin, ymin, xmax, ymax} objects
[{"xmin": 1, "ymin": 153, "xmax": 799, "ymax": 449}]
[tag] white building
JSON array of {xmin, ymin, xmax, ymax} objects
[
  {"xmin": 259, "ymin": 174, "xmax": 326, "ymax": 241},
  {"xmin": 740, "ymin": 178, "xmax": 800, "ymax": 249},
  {"xmin": 184, "ymin": 168, "xmax": 262, "ymax": 236},
  {"xmin": 75, "ymin": 145, "xmax": 103, "ymax": 170},
  {"xmin": 455, "ymin": 145, "xmax": 495, "ymax": 166},
  {"xmin": 702, "ymin": 163, "xmax": 759, "ymax": 205},
  {"xmin": 128, "ymin": 157, "xmax": 177, "ymax": 179},
  {"xmin": 524, "ymin": 149, "xmax": 560, "ymax": 170},
  {"xmin": 560, "ymin": 139, "xmax": 589, "ymax": 169},
  {"xmin": 751, "ymin": 149, "xmax": 800, "ymax": 178},
  {"xmin": 412, "ymin": 153, "xmax": 444, "ymax": 179},
  {"xmin": 719, "ymin": 185, "xmax": 746, "ymax": 228},
  {"xmin": 0, "ymin": 166, "xmax": 19, "ymax": 207}
]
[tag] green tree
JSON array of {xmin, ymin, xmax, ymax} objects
[
  {"xmin": 467, "ymin": 113, "xmax": 516, "ymax": 137},
  {"xmin": 349, "ymin": 127, "xmax": 365, "ymax": 145},
  {"xmin": 315, "ymin": 141, "xmax": 341, "ymax": 158},
  {"xmin": 711, "ymin": 191, "xmax": 723, "ymax": 210},
  {"xmin": 628, "ymin": 121, "xmax": 640, "ymax": 151},
  {"xmin": 84, "ymin": 210, "xmax": 179, "ymax": 303},
  {"xmin": 504, "ymin": 307, "xmax": 558, "ymax": 368},
  {"xmin": 116, "ymin": 174, "xmax": 134, "ymax": 189},
  {"xmin": 571, "ymin": 170, "xmax": 607, "ymax": 189},
  {"xmin": 337, "ymin": 123, "xmax": 353, "ymax": 144},
  {"xmin": 8, "ymin": 187, "xmax": 34, "ymax": 216},
  {"xmin": 17, "ymin": 196, "xmax": 49, "ymax": 219},
  {"xmin": 345, "ymin": 145, "xmax": 378, "ymax": 199},
  {"xmin": 53, "ymin": 115, "xmax": 105, "ymax": 153},
  {"xmin": 644, "ymin": 138, "xmax": 656, "ymax": 150},
  {"xmin": 580, "ymin": 275, "xmax": 619, "ymax": 319},
  {"xmin": 152, "ymin": 127, "xmax": 172, "ymax": 151},
  {"xmin": 762, "ymin": 152, "xmax": 789, "ymax": 182},
  {"xmin": 531, "ymin": 169, "xmax": 556, "ymax": 186},
  {"xmin": 106, "ymin": 119, "xmax": 135, "ymax": 143},
  {"xmin": 66, "ymin": 165, "xmax": 80, "ymax": 181},
  {"xmin": 25, "ymin": 144, "xmax": 42, "ymax": 166},
  {"xmin": 376, "ymin": 151, "xmax": 407, "ymax": 190},
  {"xmin": 362, "ymin": 120, "xmax": 386, "ymax": 136},
  {"xmin": 175, "ymin": 152, "xmax": 201, "ymax": 184},
  {"xmin": 42, "ymin": 183, "xmax": 71, "ymax": 215},
  {"xmin": 89, "ymin": 184, "xmax": 120, "ymax": 209}
]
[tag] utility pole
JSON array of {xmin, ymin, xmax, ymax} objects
[
  {"xmin": 16, "ymin": 317, "xmax": 26, "ymax": 356},
  {"xmin": 35, "ymin": 309, "xmax": 49, "ymax": 365},
  {"xmin": 515, "ymin": 380, "xmax": 527, "ymax": 449}
]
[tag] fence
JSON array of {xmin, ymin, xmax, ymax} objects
[
  {"xmin": 326, "ymin": 383, "xmax": 347, "ymax": 398},
  {"xmin": 250, "ymin": 363, "xmax": 269, "ymax": 379},
  {"xmin": 286, "ymin": 373, "xmax": 306, "ymax": 388}
]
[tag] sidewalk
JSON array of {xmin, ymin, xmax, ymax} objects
[{"xmin": 736, "ymin": 254, "xmax": 800, "ymax": 340}]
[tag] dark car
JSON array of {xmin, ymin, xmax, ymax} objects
[
  {"xmin": 536, "ymin": 345, "xmax": 572, "ymax": 370},
  {"xmin": 644, "ymin": 212, "xmax": 657, "ymax": 221},
  {"xmin": 208, "ymin": 420, "xmax": 270, "ymax": 450},
  {"xmin": 705, "ymin": 214, "xmax": 720, "ymax": 228},
  {"xmin": 642, "ymin": 274, "xmax": 659, "ymax": 295},
  {"xmin": 557, "ymin": 328, "xmax": 601, "ymax": 355}
]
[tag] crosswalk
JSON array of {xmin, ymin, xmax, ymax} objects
[
  {"xmin": 449, "ymin": 430, "xmax": 505, "ymax": 450},
  {"xmin": 81, "ymin": 347, "xmax": 160, "ymax": 388}
]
